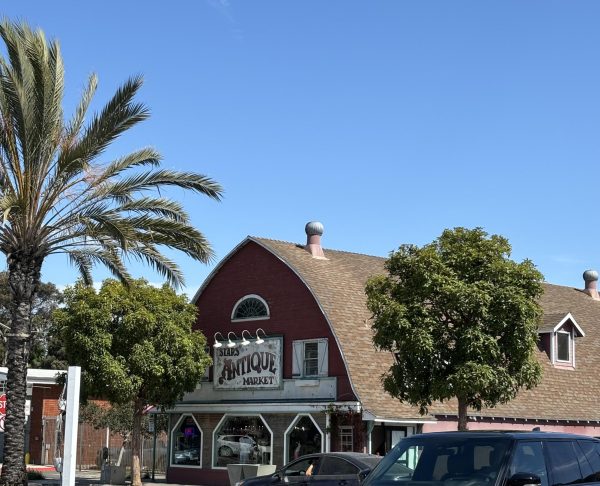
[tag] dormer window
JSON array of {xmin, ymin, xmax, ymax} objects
[
  {"xmin": 231, "ymin": 294, "xmax": 270, "ymax": 321},
  {"xmin": 538, "ymin": 312, "xmax": 584, "ymax": 368},
  {"xmin": 556, "ymin": 331, "xmax": 571, "ymax": 362}
]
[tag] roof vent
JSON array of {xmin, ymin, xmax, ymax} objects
[
  {"xmin": 305, "ymin": 221, "xmax": 326, "ymax": 259},
  {"xmin": 583, "ymin": 269, "xmax": 599, "ymax": 300}
]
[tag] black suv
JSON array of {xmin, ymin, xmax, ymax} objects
[{"xmin": 363, "ymin": 431, "xmax": 600, "ymax": 486}]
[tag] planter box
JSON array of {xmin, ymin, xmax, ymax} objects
[{"xmin": 100, "ymin": 465, "xmax": 127, "ymax": 485}]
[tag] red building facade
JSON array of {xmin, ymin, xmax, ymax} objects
[
  {"xmin": 167, "ymin": 223, "xmax": 600, "ymax": 486},
  {"xmin": 166, "ymin": 224, "xmax": 428, "ymax": 485}
]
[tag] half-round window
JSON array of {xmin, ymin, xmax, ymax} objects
[{"xmin": 231, "ymin": 295, "xmax": 269, "ymax": 321}]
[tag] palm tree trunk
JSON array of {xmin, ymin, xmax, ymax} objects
[
  {"xmin": 131, "ymin": 400, "xmax": 143, "ymax": 486},
  {"xmin": 0, "ymin": 253, "xmax": 42, "ymax": 486},
  {"xmin": 457, "ymin": 397, "xmax": 469, "ymax": 431}
]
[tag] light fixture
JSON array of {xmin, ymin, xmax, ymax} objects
[
  {"xmin": 255, "ymin": 328, "xmax": 266, "ymax": 345},
  {"xmin": 241, "ymin": 330, "xmax": 252, "ymax": 346},
  {"xmin": 213, "ymin": 332, "xmax": 225, "ymax": 348},
  {"xmin": 227, "ymin": 331, "xmax": 239, "ymax": 348}
]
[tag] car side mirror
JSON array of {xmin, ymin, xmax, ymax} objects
[
  {"xmin": 359, "ymin": 469, "xmax": 372, "ymax": 481},
  {"xmin": 271, "ymin": 473, "xmax": 280, "ymax": 483},
  {"xmin": 508, "ymin": 473, "xmax": 542, "ymax": 486}
]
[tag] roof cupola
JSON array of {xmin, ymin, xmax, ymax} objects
[
  {"xmin": 305, "ymin": 221, "xmax": 326, "ymax": 259},
  {"xmin": 583, "ymin": 269, "xmax": 599, "ymax": 300}
]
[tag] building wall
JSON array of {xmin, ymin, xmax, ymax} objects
[
  {"xmin": 167, "ymin": 241, "xmax": 372, "ymax": 484},
  {"xmin": 29, "ymin": 383, "xmax": 63, "ymax": 464},
  {"xmin": 167, "ymin": 411, "xmax": 328, "ymax": 486},
  {"xmin": 195, "ymin": 240, "xmax": 355, "ymax": 399}
]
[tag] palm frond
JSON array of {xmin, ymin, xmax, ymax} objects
[
  {"xmin": 68, "ymin": 251, "xmax": 93, "ymax": 285},
  {"xmin": 93, "ymin": 147, "xmax": 162, "ymax": 186},
  {"xmin": 56, "ymin": 75, "xmax": 149, "ymax": 178},
  {"xmin": 66, "ymin": 246, "xmax": 132, "ymax": 285},
  {"xmin": 124, "ymin": 244, "xmax": 184, "ymax": 288},
  {"xmin": 63, "ymin": 73, "xmax": 97, "ymax": 147},
  {"xmin": 93, "ymin": 169, "xmax": 223, "ymax": 202},
  {"xmin": 118, "ymin": 197, "xmax": 188, "ymax": 222}
]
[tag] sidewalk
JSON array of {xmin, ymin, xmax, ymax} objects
[{"xmin": 29, "ymin": 469, "xmax": 184, "ymax": 486}]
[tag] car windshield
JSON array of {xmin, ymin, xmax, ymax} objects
[
  {"xmin": 365, "ymin": 435, "xmax": 511, "ymax": 486},
  {"xmin": 361, "ymin": 455, "xmax": 385, "ymax": 468}
]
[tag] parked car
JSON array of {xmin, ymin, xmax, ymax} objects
[
  {"xmin": 217, "ymin": 434, "xmax": 259, "ymax": 459},
  {"xmin": 236, "ymin": 452, "xmax": 382, "ymax": 485},
  {"xmin": 363, "ymin": 431, "xmax": 600, "ymax": 486},
  {"xmin": 173, "ymin": 447, "xmax": 200, "ymax": 464}
]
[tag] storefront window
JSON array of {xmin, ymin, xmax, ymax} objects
[
  {"xmin": 171, "ymin": 415, "xmax": 202, "ymax": 466},
  {"xmin": 286, "ymin": 414, "xmax": 323, "ymax": 463},
  {"xmin": 213, "ymin": 415, "xmax": 272, "ymax": 468}
]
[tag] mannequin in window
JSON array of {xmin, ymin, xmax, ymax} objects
[{"xmin": 294, "ymin": 442, "xmax": 301, "ymax": 459}]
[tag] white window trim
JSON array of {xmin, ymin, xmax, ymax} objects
[
  {"xmin": 170, "ymin": 414, "xmax": 203, "ymax": 468},
  {"xmin": 283, "ymin": 413, "xmax": 324, "ymax": 463},
  {"xmin": 339, "ymin": 425, "xmax": 354, "ymax": 452},
  {"xmin": 292, "ymin": 338, "xmax": 328, "ymax": 378},
  {"xmin": 555, "ymin": 329, "xmax": 573, "ymax": 364},
  {"xmin": 211, "ymin": 413, "xmax": 273, "ymax": 469},
  {"xmin": 231, "ymin": 294, "xmax": 270, "ymax": 322}
]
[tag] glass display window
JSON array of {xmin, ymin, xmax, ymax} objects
[
  {"xmin": 285, "ymin": 414, "xmax": 324, "ymax": 463},
  {"xmin": 171, "ymin": 415, "xmax": 202, "ymax": 467},
  {"xmin": 213, "ymin": 414, "xmax": 272, "ymax": 468}
]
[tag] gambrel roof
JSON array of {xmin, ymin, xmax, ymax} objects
[{"xmin": 198, "ymin": 236, "xmax": 600, "ymax": 423}]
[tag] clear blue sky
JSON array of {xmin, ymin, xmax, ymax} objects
[{"xmin": 3, "ymin": 1, "xmax": 600, "ymax": 296}]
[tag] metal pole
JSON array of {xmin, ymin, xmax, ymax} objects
[
  {"xmin": 325, "ymin": 412, "xmax": 331, "ymax": 452},
  {"xmin": 151, "ymin": 414, "xmax": 157, "ymax": 481},
  {"xmin": 62, "ymin": 366, "xmax": 81, "ymax": 486}
]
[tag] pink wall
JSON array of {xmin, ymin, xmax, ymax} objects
[{"xmin": 423, "ymin": 419, "xmax": 600, "ymax": 436}]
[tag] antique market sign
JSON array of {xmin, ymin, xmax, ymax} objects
[{"xmin": 214, "ymin": 337, "xmax": 282, "ymax": 390}]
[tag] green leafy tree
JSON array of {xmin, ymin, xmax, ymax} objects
[
  {"xmin": 0, "ymin": 22, "xmax": 221, "ymax": 486},
  {"xmin": 365, "ymin": 227, "xmax": 544, "ymax": 431},
  {"xmin": 55, "ymin": 279, "xmax": 210, "ymax": 486},
  {"xmin": 0, "ymin": 272, "xmax": 63, "ymax": 367}
]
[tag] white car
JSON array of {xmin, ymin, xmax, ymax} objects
[{"xmin": 217, "ymin": 434, "xmax": 258, "ymax": 458}]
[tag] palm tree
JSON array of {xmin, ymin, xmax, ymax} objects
[{"xmin": 0, "ymin": 21, "xmax": 222, "ymax": 486}]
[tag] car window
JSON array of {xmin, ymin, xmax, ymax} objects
[
  {"xmin": 509, "ymin": 441, "xmax": 548, "ymax": 486},
  {"xmin": 578, "ymin": 441, "xmax": 600, "ymax": 482},
  {"xmin": 544, "ymin": 441, "xmax": 583, "ymax": 486},
  {"xmin": 318, "ymin": 457, "xmax": 359, "ymax": 476},
  {"xmin": 284, "ymin": 458, "xmax": 316, "ymax": 477},
  {"xmin": 365, "ymin": 436, "xmax": 510, "ymax": 485}
]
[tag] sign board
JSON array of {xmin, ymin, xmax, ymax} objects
[{"xmin": 214, "ymin": 337, "xmax": 282, "ymax": 390}]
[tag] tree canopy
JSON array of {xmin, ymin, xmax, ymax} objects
[
  {"xmin": 365, "ymin": 227, "xmax": 544, "ymax": 430},
  {"xmin": 55, "ymin": 278, "xmax": 211, "ymax": 485}
]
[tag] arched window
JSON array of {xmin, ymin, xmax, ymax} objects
[
  {"xmin": 171, "ymin": 414, "xmax": 202, "ymax": 467},
  {"xmin": 231, "ymin": 295, "xmax": 269, "ymax": 321}
]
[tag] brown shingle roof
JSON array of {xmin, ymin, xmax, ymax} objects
[{"xmin": 253, "ymin": 238, "xmax": 600, "ymax": 423}]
